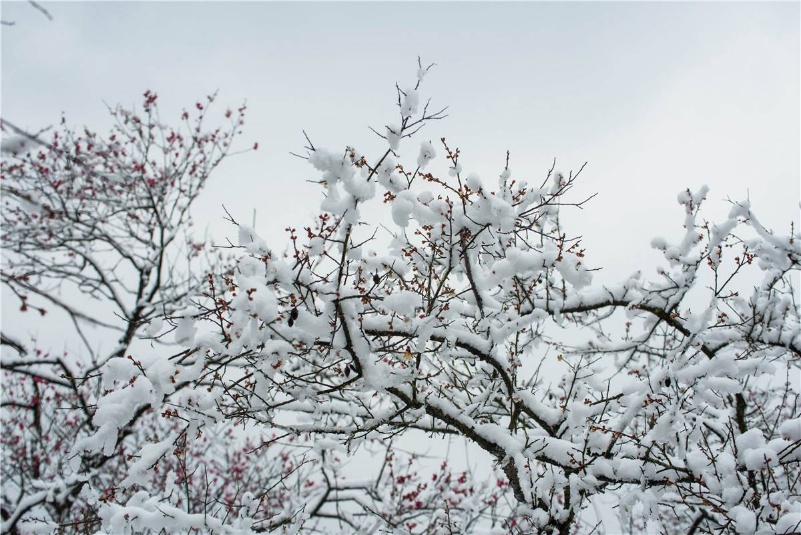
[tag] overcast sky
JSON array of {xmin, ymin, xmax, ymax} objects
[{"xmin": 3, "ymin": 1, "xmax": 799, "ymax": 284}]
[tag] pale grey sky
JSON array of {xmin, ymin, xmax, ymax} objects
[{"xmin": 2, "ymin": 1, "xmax": 799, "ymax": 283}]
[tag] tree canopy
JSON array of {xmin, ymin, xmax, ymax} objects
[{"xmin": 2, "ymin": 63, "xmax": 800, "ymax": 535}]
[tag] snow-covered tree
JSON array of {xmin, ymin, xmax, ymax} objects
[
  {"xmin": 0, "ymin": 94, "xmax": 329, "ymax": 533},
  {"xmin": 15, "ymin": 62, "xmax": 801, "ymax": 534}
]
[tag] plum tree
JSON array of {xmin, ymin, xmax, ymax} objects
[{"xmin": 6, "ymin": 62, "xmax": 800, "ymax": 534}]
